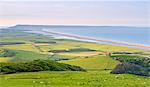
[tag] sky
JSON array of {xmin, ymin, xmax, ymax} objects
[{"xmin": 0, "ymin": 0, "xmax": 149, "ymax": 26}]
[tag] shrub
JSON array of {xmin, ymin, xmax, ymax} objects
[
  {"xmin": 0, "ymin": 60, "xmax": 85, "ymax": 74},
  {"xmin": 111, "ymin": 63, "xmax": 149, "ymax": 76},
  {"xmin": 111, "ymin": 55, "xmax": 150, "ymax": 76}
]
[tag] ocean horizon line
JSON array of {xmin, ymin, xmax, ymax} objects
[{"xmin": 1, "ymin": 24, "xmax": 150, "ymax": 28}]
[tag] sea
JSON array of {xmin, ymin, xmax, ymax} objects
[{"xmin": 42, "ymin": 26, "xmax": 150, "ymax": 46}]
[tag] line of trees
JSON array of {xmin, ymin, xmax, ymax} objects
[{"xmin": 0, "ymin": 60, "xmax": 85, "ymax": 74}]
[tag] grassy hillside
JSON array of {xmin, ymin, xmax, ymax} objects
[
  {"xmin": 0, "ymin": 27, "xmax": 150, "ymax": 87},
  {"xmin": 0, "ymin": 71, "xmax": 149, "ymax": 87},
  {"xmin": 60, "ymin": 56, "xmax": 120, "ymax": 70}
]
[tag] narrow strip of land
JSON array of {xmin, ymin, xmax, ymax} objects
[{"xmin": 41, "ymin": 30, "xmax": 150, "ymax": 49}]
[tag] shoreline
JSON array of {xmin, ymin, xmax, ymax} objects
[{"xmin": 26, "ymin": 30, "xmax": 150, "ymax": 50}]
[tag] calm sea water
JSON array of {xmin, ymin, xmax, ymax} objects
[{"xmin": 44, "ymin": 26, "xmax": 150, "ymax": 46}]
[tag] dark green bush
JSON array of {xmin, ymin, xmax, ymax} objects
[
  {"xmin": 111, "ymin": 55, "xmax": 150, "ymax": 76},
  {"xmin": 111, "ymin": 63, "xmax": 149, "ymax": 76},
  {"xmin": 0, "ymin": 60, "xmax": 85, "ymax": 74}
]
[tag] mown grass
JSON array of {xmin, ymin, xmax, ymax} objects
[
  {"xmin": 60, "ymin": 56, "xmax": 120, "ymax": 70},
  {"xmin": 0, "ymin": 71, "xmax": 149, "ymax": 87}
]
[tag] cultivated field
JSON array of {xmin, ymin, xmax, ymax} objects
[{"xmin": 60, "ymin": 56, "xmax": 119, "ymax": 70}]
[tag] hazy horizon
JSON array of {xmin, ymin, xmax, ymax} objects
[
  {"xmin": 0, "ymin": 24, "xmax": 150, "ymax": 28},
  {"xmin": 0, "ymin": 0, "xmax": 149, "ymax": 27}
]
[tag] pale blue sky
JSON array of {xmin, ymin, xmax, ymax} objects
[{"xmin": 0, "ymin": 0, "xmax": 149, "ymax": 26}]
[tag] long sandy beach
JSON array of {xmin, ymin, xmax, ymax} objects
[{"xmin": 40, "ymin": 30, "xmax": 150, "ymax": 50}]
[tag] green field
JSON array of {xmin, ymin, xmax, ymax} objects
[
  {"xmin": 60, "ymin": 56, "xmax": 119, "ymax": 70},
  {"xmin": 10, "ymin": 50, "xmax": 49, "ymax": 62},
  {"xmin": 0, "ymin": 71, "xmax": 149, "ymax": 87}
]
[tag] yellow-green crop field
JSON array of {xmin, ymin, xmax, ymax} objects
[
  {"xmin": 0, "ymin": 57, "xmax": 12, "ymax": 62},
  {"xmin": 60, "ymin": 56, "xmax": 120, "ymax": 70}
]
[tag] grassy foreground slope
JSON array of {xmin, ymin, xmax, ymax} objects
[{"xmin": 0, "ymin": 71, "xmax": 149, "ymax": 87}]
